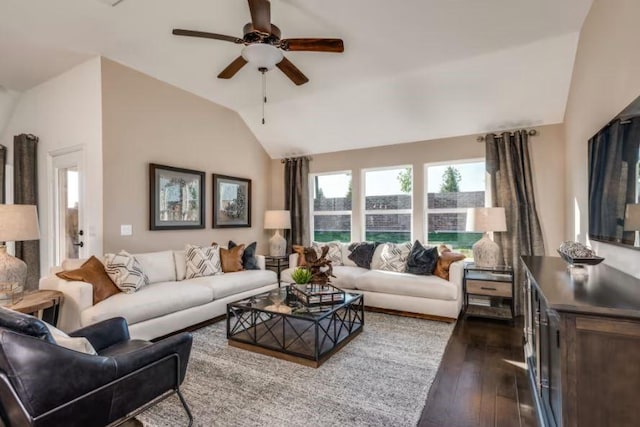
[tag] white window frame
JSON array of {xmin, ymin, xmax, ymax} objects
[
  {"xmin": 362, "ymin": 165, "xmax": 413, "ymax": 242},
  {"xmin": 423, "ymin": 158, "xmax": 487, "ymax": 246},
  {"xmin": 309, "ymin": 170, "xmax": 353, "ymax": 243}
]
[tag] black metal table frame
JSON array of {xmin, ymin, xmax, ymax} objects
[{"xmin": 227, "ymin": 293, "xmax": 364, "ymax": 365}]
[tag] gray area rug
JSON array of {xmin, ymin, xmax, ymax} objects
[{"xmin": 138, "ymin": 313, "xmax": 454, "ymax": 427}]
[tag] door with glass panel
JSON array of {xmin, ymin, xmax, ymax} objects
[{"xmin": 51, "ymin": 149, "xmax": 85, "ymax": 265}]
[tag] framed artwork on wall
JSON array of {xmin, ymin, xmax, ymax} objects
[
  {"xmin": 149, "ymin": 163, "xmax": 205, "ymax": 230},
  {"xmin": 213, "ymin": 174, "xmax": 251, "ymax": 228}
]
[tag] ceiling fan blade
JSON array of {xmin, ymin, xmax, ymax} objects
[
  {"xmin": 276, "ymin": 57, "xmax": 309, "ymax": 86},
  {"xmin": 172, "ymin": 29, "xmax": 244, "ymax": 44},
  {"xmin": 218, "ymin": 56, "xmax": 248, "ymax": 79},
  {"xmin": 248, "ymin": 0, "xmax": 271, "ymax": 34},
  {"xmin": 280, "ymin": 38, "xmax": 344, "ymax": 53}
]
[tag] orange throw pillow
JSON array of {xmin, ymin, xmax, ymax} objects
[
  {"xmin": 433, "ymin": 245, "xmax": 466, "ymax": 280},
  {"xmin": 56, "ymin": 256, "xmax": 121, "ymax": 304},
  {"xmin": 220, "ymin": 244, "xmax": 245, "ymax": 273}
]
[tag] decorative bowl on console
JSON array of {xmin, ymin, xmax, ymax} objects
[{"xmin": 557, "ymin": 241, "xmax": 604, "ymax": 266}]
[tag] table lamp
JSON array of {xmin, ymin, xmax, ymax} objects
[
  {"xmin": 264, "ymin": 210, "xmax": 290, "ymax": 257},
  {"xmin": 624, "ymin": 203, "xmax": 640, "ymax": 247},
  {"xmin": 466, "ymin": 207, "xmax": 507, "ymax": 268},
  {"xmin": 0, "ymin": 204, "xmax": 40, "ymax": 305}
]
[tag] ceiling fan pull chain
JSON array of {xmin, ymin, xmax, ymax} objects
[{"xmin": 260, "ymin": 67, "xmax": 267, "ymax": 124}]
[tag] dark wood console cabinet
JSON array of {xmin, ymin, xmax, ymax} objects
[{"xmin": 522, "ymin": 256, "xmax": 640, "ymax": 427}]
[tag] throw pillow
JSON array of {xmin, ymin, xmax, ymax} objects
[
  {"xmin": 312, "ymin": 241, "xmax": 342, "ymax": 266},
  {"xmin": 220, "ymin": 244, "xmax": 245, "ymax": 273},
  {"xmin": 347, "ymin": 242, "xmax": 380, "ymax": 269},
  {"xmin": 433, "ymin": 245, "xmax": 466, "ymax": 280},
  {"xmin": 406, "ymin": 240, "xmax": 439, "ymax": 275},
  {"xmin": 377, "ymin": 242, "xmax": 413, "ymax": 272},
  {"xmin": 57, "ymin": 256, "xmax": 121, "ymax": 304},
  {"xmin": 104, "ymin": 251, "xmax": 149, "ymax": 294},
  {"xmin": 229, "ymin": 240, "xmax": 260, "ymax": 270},
  {"xmin": 44, "ymin": 322, "xmax": 97, "ymax": 355},
  {"xmin": 185, "ymin": 244, "xmax": 222, "ymax": 279}
]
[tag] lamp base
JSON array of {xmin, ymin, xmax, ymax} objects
[
  {"xmin": 0, "ymin": 246, "xmax": 27, "ymax": 306},
  {"xmin": 269, "ymin": 231, "xmax": 287, "ymax": 257},
  {"xmin": 472, "ymin": 234, "xmax": 502, "ymax": 268}
]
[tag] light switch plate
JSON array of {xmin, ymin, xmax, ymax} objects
[{"xmin": 120, "ymin": 225, "xmax": 132, "ymax": 236}]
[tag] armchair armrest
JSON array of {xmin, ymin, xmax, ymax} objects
[
  {"xmin": 289, "ymin": 253, "xmax": 298, "ymax": 267},
  {"xmin": 256, "ymin": 254, "xmax": 266, "ymax": 270},
  {"xmin": 112, "ymin": 332, "xmax": 193, "ymax": 385},
  {"xmin": 69, "ymin": 317, "xmax": 130, "ymax": 352}
]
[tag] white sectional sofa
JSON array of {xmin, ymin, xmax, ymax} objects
[
  {"xmin": 281, "ymin": 244, "xmax": 464, "ymax": 321},
  {"xmin": 40, "ymin": 250, "xmax": 277, "ymax": 340}
]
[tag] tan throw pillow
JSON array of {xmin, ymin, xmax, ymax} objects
[
  {"xmin": 56, "ymin": 256, "xmax": 121, "ymax": 304},
  {"xmin": 220, "ymin": 244, "xmax": 245, "ymax": 273},
  {"xmin": 293, "ymin": 245, "xmax": 307, "ymax": 266},
  {"xmin": 433, "ymin": 246, "xmax": 466, "ymax": 280}
]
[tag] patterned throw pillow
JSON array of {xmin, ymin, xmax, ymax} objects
[
  {"xmin": 312, "ymin": 241, "xmax": 342, "ymax": 266},
  {"xmin": 377, "ymin": 242, "xmax": 413, "ymax": 272},
  {"xmin": 104, "ymin": 250, "xmax": 149, "ymax": 293},
  {"xmin": 185, "ymin": 244, "xmax": 223, "ymax": 279}
]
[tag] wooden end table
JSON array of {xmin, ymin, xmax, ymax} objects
[{"xmin": 8, "ymin": 290, "xmax": 64, "ymax": 326}]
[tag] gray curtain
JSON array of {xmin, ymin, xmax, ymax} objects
[
  {"xmin": 486, "ymin": 130, "xmax": 545, "ymax": 315},
  {"xmin": 284, "ymin": 157, "xmax": 310, "ymax": 251},
  {"xmin": 14, "ymin": 134, "xmax": 40, "ymax": 291},
  {"xmin": 0, "ymin": 145, "xmax": 5, "ymax": 203}
]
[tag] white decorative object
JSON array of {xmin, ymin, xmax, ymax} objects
[
  {"xmin": 264, "ymin": 210, "xmax": 290, "ymax": 256},
  {"xmin": 0, "ymin": 204, "xmax": 40, "ymax": 302},
  {"xmin": 466, "ymin": 207, "xmax": 507, "ymax": 268}
]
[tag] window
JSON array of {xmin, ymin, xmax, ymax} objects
[
  {"xmin": 424, "ymin": 160, "xmax": 486, "ymax": 256},
  {"xmin": 363, "ymin": 166, "xmax": 412, "ymax": 243},
  {"xmin": 310, "ymin": 172, "xmax": 352, "ymax": 242}
]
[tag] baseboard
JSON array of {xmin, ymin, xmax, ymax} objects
[{"xmin": 365, "ymin": 306, "xmax": 457, "ymax": 323}]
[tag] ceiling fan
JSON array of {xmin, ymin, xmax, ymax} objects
[{"xmin": 172, "ymin": 0, "xmax": 344, "ymax": 85}]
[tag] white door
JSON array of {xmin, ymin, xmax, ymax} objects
[{"xmin": 51, "ymin": 149, "xmax": 85, "ymax": 265}]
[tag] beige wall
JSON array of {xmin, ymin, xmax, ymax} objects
[
  {"xmin": 564, "ymin": 0, "xmax": 640, "ymax": 278},
  {"xmin": 270, "ymin": 123, "xmax": 565, "ymax": 255},
  {"xmin": 101, "ymin": 58, "xmax": 272, "ymax": 254}
]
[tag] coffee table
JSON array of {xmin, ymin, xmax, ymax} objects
[{"xmin": 227, "ymin": 286, "xmax": 364, "ymax": 368}]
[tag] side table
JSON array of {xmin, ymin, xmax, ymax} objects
[
  {"xmin": 264, "ymin": 255, "xmax": 289, "ymax": 287},
  {"xmin": 463, "ymin": 262, "xmax": 514, "ymax": 321},
  {"xmin": 8, "ymin": 290, "xmax": 64, "ymax": 326}
]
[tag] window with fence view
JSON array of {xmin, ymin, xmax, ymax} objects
[
  {"xmin": 364, "ymin": 166, "xmax": 412, "ymax": 243},
  {"xmin": 425, "ymin": 161, "xmax": 486, "ymax": 256},
  {"xmin": 311, "ymin": 172, "xmax": 352, "ymax": 242}
]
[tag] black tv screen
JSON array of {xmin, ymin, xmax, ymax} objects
[{"xmin": 588, "ymin": 95, "xmax": 640, "ymax": 248}]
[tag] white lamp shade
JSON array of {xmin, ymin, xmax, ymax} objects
[
  {"xmin": 466, "ymin": 207, "xmax": 507, "ymax": 233},
  {"xmin": 264, "ymin": 210, "xmax": 291, "ymax": 230},
  {"xmin": 241, "ymin": 44, "xmax": 284, "ymax": 71},
  {"xmin": 0, "ymin": 204, "xmax": 40, "ymax": 241},
  {"xmin": 624, "ymin": 204, "xmax": 640, "ymax": 231}
]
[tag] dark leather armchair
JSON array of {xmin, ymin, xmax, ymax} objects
[{"xmin": 0, "ymin": 308, "xmax": 193, "ymax": 427}]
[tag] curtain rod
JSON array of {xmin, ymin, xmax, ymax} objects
[
  {"xmin": 476, "ymin": 129, "xmax": 537, "ymax": 143},
  {"xmin": 280, "ymin": 156, "xmax": 313, "ymax": 163}
]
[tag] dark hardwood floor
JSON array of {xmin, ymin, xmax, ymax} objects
[{"xmin": 419, "ymin": 316, "xmax": 536, "ymax": 427}]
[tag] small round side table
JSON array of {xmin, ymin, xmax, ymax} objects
[{"xmin": 7, "ymin": 290, "xmax": 64, "ymax": 327}]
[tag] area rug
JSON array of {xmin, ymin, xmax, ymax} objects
[{"xmin": 138, "ymin": 312, "xmax": 454, "ymax": 427}]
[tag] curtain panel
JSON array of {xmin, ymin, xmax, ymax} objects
[
  {"xmin": 0, "ymin": 144, "xmax": 5, "ymax": 203},
  {"xmin": 284, "ymin": 157, "xmax": 310, "ymax": 251},
  {"xmin": 13, "ymin": 134, "xmax": 40, "ymax": 291},
  {"xmin": 486, "ymin": 130, "xmax": 545, "ymax": 315}
]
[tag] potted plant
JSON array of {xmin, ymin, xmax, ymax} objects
[{"xmin": 291, "ymin": 267, "xmax": 312, "ymax": 285}]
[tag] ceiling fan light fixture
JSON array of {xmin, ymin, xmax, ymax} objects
[{"xmin": 241, "ymin": 44, "xmax": 283, "ymax": 71}]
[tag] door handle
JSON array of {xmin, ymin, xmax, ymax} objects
[{"xmin": 73, "ymin": 242, "xmax": 84, "ymax": 248}]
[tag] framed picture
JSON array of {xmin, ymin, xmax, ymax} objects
[
  {"xmin": 149, "ymin": 163, "xmax": 205, "ymax": 230},
  {"xmin": 213, "ymin": 174, "xmax": 251, "ymax": 228}
]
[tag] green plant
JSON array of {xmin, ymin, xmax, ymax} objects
[{"xmin": 291, "ymin": 267, "xmax": 313, "ymax": 284}]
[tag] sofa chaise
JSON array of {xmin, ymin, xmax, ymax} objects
[{"xmin": 40, "ymin": 250, "xmax": 277, "ymax": 340}]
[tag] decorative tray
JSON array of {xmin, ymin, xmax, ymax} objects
[
  {"xmin": 557, "ymin": 250, "xmax": 605, "ymax": 266},
  {"xmin": 288, "ymin": 284, "xmax": 345, "ymax": 306}
]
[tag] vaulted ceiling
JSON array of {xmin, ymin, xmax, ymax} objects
[{"xmin": 0, "ymin": 0, "xmax": 593, "ymax": 157}]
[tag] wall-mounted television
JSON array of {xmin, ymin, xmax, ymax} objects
[{"xmin": 588, "ymin": 95, "xmax": 640, "ymax": 249}]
